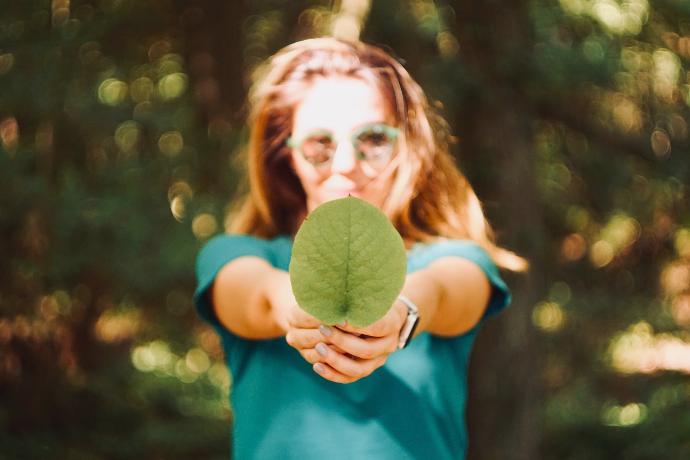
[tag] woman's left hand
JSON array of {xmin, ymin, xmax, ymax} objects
[{"xmin": 290, "ymin": 300, "xmax": 408, "ymax": 384}]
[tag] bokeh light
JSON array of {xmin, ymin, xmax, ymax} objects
[
  {"xmin": 168, "ymin": 181, "xmax": 193, "ymax": 222},
  {"xmin": 0, "ymin": 117, "xmax": 19, "ymax": 153},
  {"xmin": 185, "ymin": 347, "xmax": 211, "ymax": 374},
  {"xmin": 590, "ymin": 213, "xmax": 640, "ymax": 268},
  {"xmin": 192, "ymin": 213, "xmax": 218, "ymax": 240},
  {"xmin": 533, "ymin": 301, "xmax": 566, "ymax": 332},
  {"xmin": 157, "ymin": 73, "xmax": 188, "ymax": 100},
  {"xmin": 114, "ymin": 120, "xmax": 140, "ymax": 155},
  {"xmin": 660, "ymin": 262, "xmax": 690, "ymax": 297},
  {"xmin": 673, "ymin": 228, "xmax": 690, "ymax": 258},
  {"xmin": 601, "ymin": 402, "xmax": 648, "ymax": 427},
  {"xmin": 130, "ymin": 77, "xmax": 154, "ymax": 103},
  {"xmin": 0, "ymin": 53, "xmax": 15, "ymax": 75},
  {"xmin": 94, "ymin": 308, "xmax": 142, "ymax": 343},
  {"xmin": 98, "ymin": 78, "xmax": 128, "ymax": 106},
  {"xmin": 560, "ymin": 0, "xmax": 649, "ymax": 35},
  {"xmin": 671, "ymin": 294, "xmax": 690, "ymax": 327},
  {"xmin": 561, "ymin": 233, "xmax": 587, "ymax": 261},
  {"xmin": 608, "ymin": 321, "xmax": 690, "ymax": 374},
  {"xmin": 131, "ymin": 340, "xmax": 174, "ymax": 374},
  {"xmin": 158, "ymin": 131, "xmax": 184, "ymax": 156}
]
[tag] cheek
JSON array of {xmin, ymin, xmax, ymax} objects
[
  {"xmin": 290, "ymin": 154, "xmax": 321, "ymax": 189},
  {"xmin": 368, "ymin": 172, "xmax": 396, "ymax": 205}
]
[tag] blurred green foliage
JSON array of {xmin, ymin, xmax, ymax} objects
[{"xmin": 0, "ymin": 0, "xmax": 689, "ymax": 459}]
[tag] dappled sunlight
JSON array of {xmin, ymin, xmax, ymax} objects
[
  {"xmin": 168, "ymin": 181, "xmax": 193, "ymax": 222},
  {"xmin": 609, "ymin": 321, "xmax": 690, "ymax": 375},
  {"xmin": 98, "ymin": 53, "xmax": 188, "ymax": 107},
  {"xmin": 611, "ymin": 94, "xmax": 643, "ymax": 133},
  {"xmin": 131, "ymin": 340, "xmax": 174, "ymax": 373},
  {"xmin": 671, "ymin": 294, "xmax": 690, "ymax": 328},
  {"xmin": 601, "ymin": 402, "xmax": 648, "ymax": 427},
  {"xmin": 559, "ymin": 0, "xmax": 649, "ymax": 35},
  {"xmin": 653, "ymin": 49, "xmax": 681, "ymax": 102},
  {"xmin": 130, "ymin": 77, "xmax": 154, "ymax": 103},
  {"xmin": 650, "ymin": 128, "xmax": 672, "ymax": 157},
  {"xmin": 192, "ymin": 213, "xmax": 218, "ymax": 240},
  {"xmin": 51, "ymin": 0, "xmax": 71, "ymax": 27},
  {"xmin": 0, "ymin": 116, "xmax": 19, "ymax": 154},
  {"xmin": 94, "ymin": 308, "xmax": 142, "ymax": 343},
  {"xmin": 533, "ymin": 301, "xmax": 567, "ymax": 332},
  {"xmin": 185, "ymin": 347, "xmax": 211, "ymax": 374},
  {"xmin": 660, "ymin": 261, "xmax": 690, "ymax": 297},
  {"xmin": 674, "ymin": 228, "xmax": 690, "ymax": 258},
  {"xmin": 533, "ymin": 282, "xmax": 573, "ymax": 332},
  {"xmin": 131, "ymin": 339, "xmax": 229, "ymax": 391},
  {"xmin": 436, "ymin": 31, "xmax": 460, "ymax": 58},
  {"xmin": 158, "ymin": 131, "xmax": 184, "ymax": 156},
  {"xmin": 114, "ymin": 120, "xmax": 141, "ymax": 156},
  {"xmin": 560, "ymin": 233, "xmax": 588, "ymax": 261},
  {"xmin": 98, "ymin": 78, "xmax": 128, "ymax": 106},
  {"xmin": 157, "ymin": 72, "xmax": 188, "ymax": 101},
  {"xmin": 590, "ymin": 213, "xmax": 640, "ymax": 268},
  {"xmin": 0, "ymin": 52, "xmax": 14, "ymax": 75}
]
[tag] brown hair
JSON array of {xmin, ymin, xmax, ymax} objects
[{"xmin": 229, "ymin": 37, "xmax": 526, "ymax": 271}]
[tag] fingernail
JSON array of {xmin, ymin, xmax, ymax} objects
[
  {"xmin": 314, "ymin": 363, "xmax": 325, "ymax": 374},
  {"xmin": 319, "ymin": 325, "xmax": 333, "ymax": 337},
  {"xmin": 316, "ymin": 343, "xmax": 329, "ymax": 357}
]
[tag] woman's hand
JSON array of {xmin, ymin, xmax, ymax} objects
[
  {"xmin": 267, "ymin": 268, "xmax": 409, "ymax": 384},
  {"xmin": 286, "ymin": 299, "xmax": 408, "ymax": 384}
]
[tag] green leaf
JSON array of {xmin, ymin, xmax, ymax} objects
[{"xmin": 289, "ymin": 196, "xmax": 407, "ymax": 327}]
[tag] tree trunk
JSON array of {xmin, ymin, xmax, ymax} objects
[{"xmin": 452, "ymin": 2, "xmax": 546, "ymax": 459}]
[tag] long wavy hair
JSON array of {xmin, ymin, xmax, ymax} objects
[{"xmin": 228, "ymin": 37, "xmax": 526, "ymax": 271}]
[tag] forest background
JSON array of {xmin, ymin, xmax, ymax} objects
[{"xmin": 1, "ymin": 0, "xmax": 689, "ymax": 459}]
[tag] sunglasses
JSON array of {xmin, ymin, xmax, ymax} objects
[{"xmin": 286, "ymin": 123, "xmax": 400, "ymax": 172}]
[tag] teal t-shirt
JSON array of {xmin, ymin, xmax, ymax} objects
[{"xmin": 194, "ymin": 234, "xmax": 511, "ymax": 460}]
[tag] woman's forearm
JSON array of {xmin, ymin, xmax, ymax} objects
[{"xmin": 212, "ymin": 257, "xmax": 286, "ymax": 339}]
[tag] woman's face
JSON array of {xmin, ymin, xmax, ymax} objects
[{"xmin": 289, "ymin": 76, "xmax": 398, "ymax": 212}]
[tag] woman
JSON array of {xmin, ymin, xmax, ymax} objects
[{"xmin": 194, "ymin": 37, "xmax": 525, "ymax": 459}]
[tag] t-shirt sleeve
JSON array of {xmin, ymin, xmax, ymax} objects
[
  {"xmin": 414, "ymin": 240, "xmax": 511, "ymax": 321},
  {"xmin": 193, "ymin": 234, "xmax": 273, "ymax": 331}
]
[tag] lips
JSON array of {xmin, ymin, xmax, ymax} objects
[{"xmin": 324, "ymin": 180, "xmax": 360, "ymax": 195}]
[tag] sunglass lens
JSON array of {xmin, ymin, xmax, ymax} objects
[
  {"xmin": 302, "ymin": 134, "xmax": 335, "ymax": 165},
  {"xmin": 355, "ymin": 128, "xmax": 395, "ymax": 167}
]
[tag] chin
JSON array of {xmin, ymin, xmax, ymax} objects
[
  {"xmin": 312, "ymin": 190, "xmax": 384, "ymax": 209},
  {"xmin": 323, "ymin": 190, "xmax": 360, "ymax": 200}
]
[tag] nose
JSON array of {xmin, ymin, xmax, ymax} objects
[{"xmin": 329, "ymin": 139, "xmax": 357, "ymax": 175}]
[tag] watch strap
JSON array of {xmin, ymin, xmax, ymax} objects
[{"xmin": 397, "ymin": 295, "xmax": 420, "ymax": 349}]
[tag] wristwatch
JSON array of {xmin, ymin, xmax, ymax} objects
[{"xmin": 397, "ymin": 295, "xmax": 420, "ymax": 349}]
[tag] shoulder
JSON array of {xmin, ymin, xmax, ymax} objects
[
  {"xmin": 195, "ymin": 233, "xmax": 292, "ymax": 281},
  {"xmin": 409, "ymin": 238, "xmax": 495, "ymax": 274},
  {"xmin": 410, "ymin": 238, "xmax": 511, "ymax": 319}
]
